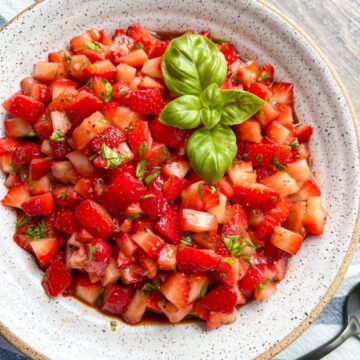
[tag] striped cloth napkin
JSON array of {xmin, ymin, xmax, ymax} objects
[{"xmin": 0, "ymin": 1, "xmax": 359, "ymax": 359}]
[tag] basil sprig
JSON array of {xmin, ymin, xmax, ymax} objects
[{"xmin": 160, "ymin": 34, "xmax": 264, "ymax": 184}]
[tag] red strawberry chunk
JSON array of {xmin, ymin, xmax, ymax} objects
[
  {"xmin": 2, "ymin": 183, "xmax": 30, "ymax": 209},
  {"xmin": 139, "ymin": 192, "xmax": 169, "ymax": 220},
  {"xmin": 126, "ymin": 119, "xmax": 153, "ymax": 160},
  {"xmin": 163, "ymin": 176, "xmax": 190, "ymax": 201},
  {"xmin": 238, "ymin": 266, "xmax": 264, "ymax": 292},
  {"xmin": 179, "ymin": 209, "xmax": 218, "ymax": 233},
  {"xmin": 0, "ymin": 137, "xmax": 22, "ymax": 154},
  {"xmin": 234, "ymin": 183, "xmax": 280, "ymax": 209},
  {"xmin": 129, "ymin": 89, "xmax": 164, "ymax": 115},
  {"xmin": 200, "ymin": 284, "xmax": 237, "ymax": 313},
  {"xmin": 100, "ymin": 284, "xmax": 134, "ymax": 315},
  {"xmin": 30, "ymin": 158, "xmax": 52, "ymax": 180},
  {"xmin": 12, "ymin": 142, "xmax": 42, "ymax": 168},
  {"xmin": 149, "ymin": 117, "xmax": 187, "ymax": 149},
  {"xmin": 220, "ymin": 43, "xmax": 238, "ymax": 65},
  {"xmin": 31, "ymin": 237, "xmax": 59, "ymax": 268},
  {"xmin": 255, "ymin": 214, "xmax": 278, "ymax": 239},
  {"xmin": 22, "ymin": 192, "xmax": 55, "ymax": 216},
  {"xmin": 90, "ymin": 126, "xmax": 125, "ymax": 153},
  {"xmin": 271, "ymin": 82, "xmax": 294, "ymax": 107},
  {"xmin": 295, "ymin": 124, "xmax": 313, "ymax": 143},
  {"xmin": 6, "ymin": 95, "xmax": 45, "ymax": 122},
  {"xmin": 42, "ymin": 255, "xmax": 71, "ymax": 297},
  {"xmin": 53, "ymin": 186, "xmax": 83, "ymax": 209},
  {"xmin": 13, "ymin": 234, "xmax": 33, "ymax": 253},
  {"xmin": 75, "ymin": 199, "xmax": 114, "ymax": 239},
  {"xmin": 155, "ymin": 207, "xmax": 181, "ymax": 244},
  {"xmin": 176, "ymin": 246, "xmax": 221, "ymax": 272},
  {"xmin": 99, "ymin": 172, "xmax": 146, "ymax": 213},
  {"xmin": 245, "ymin": 143, "xmax": 291, "ymax": 167},
  {"xmin": 50, "ymin": 139, "xmax": 72, "ymax": 159},
  {"xmin": 83, "ymin": 238, "xmax": 111, "ymax": 273},
  {"xmin": 160, "ymin": 272, "xmax": 190, "ymax": 310},
  {"xmin": 54, "ymin": 209, "xmax": 79, "ymax": 234},
  {"xmin": 132, "ymin": 229, "xmax": 165, "ymax": 257}
]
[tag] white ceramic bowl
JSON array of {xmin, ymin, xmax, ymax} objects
[{"xmin": 0, "ymin": 1, "xmax": 359, "ymax": 359}]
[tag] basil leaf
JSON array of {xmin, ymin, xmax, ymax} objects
[
  {"xmin": 220, "ymin": 90, "xmax": 265, "ymax": 125},
  {"xmin": 159, "ymin": 95, "xmax": 202, "ymax": 129},
  {"xmin": 136, "ymin": 160, "xmax": 147, "ymax": 181},
  {"xmin": 186, "ymin": 124, "xmax": 237, "ymax": 184},
  {"xmin": 102, "ymin": 79, "xmax": 113, "ymax": 102},
  {"xmin": 200, "ymin": 83, "xmax": 223, "ymax": 109},
  {"xmin": 162, "ymin": 34, "xmax": 227, "ymax": 96},
  {"xmin": 200, "ymin": 108, "xmax": 221, "ymax": 129},
  {"xmin": 83, "ymin": 41, "xmax": 104, "ymax": 52}
]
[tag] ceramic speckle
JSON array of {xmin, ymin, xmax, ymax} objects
[{"xmin": 0, "ymin": 1, "xmax": 359, "ymax": 360}]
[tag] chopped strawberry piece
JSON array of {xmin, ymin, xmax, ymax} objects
[
  {"xmin": 139, "ymin": 192, "xmax": 169, "ymax": 220},
  {"xmin": 220, "ymin": 43, "xmax": 238, "ymax": 65},
  {"xmin": 160, "ymin": 272, "xmax": 190, "ymax": 310},
  {"xmin": 132, "ymin": 228, "xmax": 165, "ymax": 257},
  {"xmin": 179, "ymin": 209, "xmax": 218, "ymax": 233},
  {"xmin": 22, "ymin": 192, "xmax": 55, "ymax": 216},
  {"xmin": 50, "ymin": 139, "xmax": 72, "ymax": 159},
  {"xmin": 303, "ymin": 196, "xmax": 325, "ymax": 235},
  {"xmin": 84, "ymin": 60, "xmax": 116, "ymax": 80},
  {"xmin": 100, "ymin": 284, "xmax": 134, "ymax": 314},
  {"xmin": 6, "ymin": 95, "xmax": 45, "ymax": 122},
  {"xmin": 0, "ymin": 137, "xmax": 22, "ymax": 154},
  {"xmin": 74, "ymin": 275, "xmax": 103, "ymax": 305},
  {"xmin": 157, "ymin": 244, "xmax": 177, "ymax": 270},
  {"xmin": 129, "ymin": 89, "xmax": 164, "ymax": 115},
  {"xmin": 75, "ymin": 199, "xmax": 114, "ymax": 239},
  {"xmin": 155, "ymin": 207, "xmax": 181, "ymax": 244},
  {"xmin": 238, "ymin": 266, "xmax": 264, "ymax": 292},
  {"xmin": 244, "ymin": 143, "xmax": 291, "ymax": 167},
  {"xmin": 29, "ymin": 158, "xmax": 52, "ymax": 180},
  {"xmin": 149, "ymin": 117, "xmax": 188, "ymax": 149},
  {"xmin": 90, "ymin": 126, "xmax": 125, "ymax": 153},
  {"xmin": 126, "ymin": 119, "xmax": 153, "ymax": 160},
  {"xmin": 200, "ymin": 284, "xmax": 237, "ymax": 313},
  {"xmin": 295, "ymin": 124, "xmax": 313, "ymax": 143},
  {"xmin": 2, "ymin": 183, "xmax": 30, "ymax": 208},
  {"xmin": 54, "ymin": 209, "xmax": 79, "ymax": 234},
  {"xmin": 122, "ymin": 289, "xmax": 149, "ymax": 324},
  {"xmin": 270, "ymin": 226, "xmax": 303, "ymax": 255},
  {"xmin": 138, "ymin": 251, "xmax": 158, "ymax": 279},
  {"xmin": 176, "ymin": 246, "xmax": 221, "ymax": 272},
  {"xmin": 13, "ymin": 234, "xmax": 33, "ymax": 253},
  {"xmin": 271, "ymin": 82, "xmax": 294, "ymax": 107},
  {"xmin": 12, "ymin": 142, "xmax": 42, "ymax": 168},
  {"xmin": 53, "ymin": 186, "xmax": 83, "ymax": 209},
  {"xmin": 255, "ymin": 214, "xmax": 278, "ymax": 239},
  {"xmin": 42, "ymin": 254, "xmax": 71, "ymax": 296},
  {"xmin": 31, "ymin": 237, "xmax": 59, "ymax": 268},
  {"xmin": 83, "ymin": 238, "xmax": 111, "ymax": 274}
]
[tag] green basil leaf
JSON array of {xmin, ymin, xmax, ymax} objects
[
  {"xmin": 200, "ymin": 108, "xmax": 221, "ymax": 129},
  {"xmin": 101, "ymin": 79, "xmax": 113, "ymax": 102},
  {"xmin": 186, "ymin": 124, "xmax": 237, "ymax": 184},
  {"xmin": 162, "ymin": 34, "xmax": 227, "ymax": 96},
  {"xmin": 220, "ymin": 90, "xmax": 265, "ymax": 125},
  {"xmin": 159, "ymin": 95, "xmax": 202, "ymax": 129},
  {"xmin": 83, "ymin": 41, "xmax": 104, "ymax": 52},
  {"xmin": 200, "ymin": 83, "xmax": 223, "ymax": 109}
]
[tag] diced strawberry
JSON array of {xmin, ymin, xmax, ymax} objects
[
  {"xmin": 30, "ymin": 84, "xmax": 52, "ymax": 103},
  {"xmin": 0, "ymin": 137, "xmax": 22, "ymax": 154},
  {"xmin": 5, "ymin": 95, "xmax": 45, "ymax": 122},
  {"xmin": 234, "ymin": 119, "xmax": 263, "ymax": 143},
  {"xmin": 2, "ymin": 183, "xmax": 30, "ymax": 208},
  {"xmin": 115, "ymin": 232, "xmax": 138, "ymax": 257},
  {"xmin": 70, "ymin": 31, "xmax": 93, "ymax": 52},
  {"xmin": 20, "ymin": 76, "xmax": 39, "ymax": 95},
  {"xmin": 157, "ymin": 244, "xmax": 177, "ymax": 270},
  {"xmin": 13, "ymin": 234, "xmax": 33, "ymax": 252},
  {"xmin": 255, "ymin": 214, "xmax": 278, "ymax": 239},
  {"xmin": 271, "ymin": 82, "xmax": 294, "ymax": 107},
  {"xmin": 129, "ymin": 89, "xmax": 164, "ymax": 115},
  {"xmin": 116, "ymin": 63, "xmax": 137, "ymax": 85},
  {"xmin": 238, "ymin": 266, "xmax": 264, "ymax": 292},
  {"xmin": 155, "ymin": 207, "xmax": 181, "ymax": 244},
  {"xmin": 160, "ymin": 272, "xmax": 190, "ymax": 310},
  {"xmin": 34, "ymin": 118, "xmax": 53, "ymax": 139},
  {"xmin": 122, "ymin": 289, "xmax": 149, "ymax": 324},
  {"xmin": 42, "ymin": 254, "xmax": 71, "ymax": 296},
  {"xmin": 206, "ymin": 308, "xmax": 237, "ymax": 329},
  {"xmin": 53, "ymin": 185, "xmax": 83, "ymax": 208},
  {"xmin": 149, "ymin": 117, "xmax": 187, "ymax": 149},
  {"xmin": 270, "ymin": 226, "xmax": 303, "ymax": 255},
  {"xmin": 163, "ymin": 158, "xmax": 191, "ymax": 178},
  {"xmin": 49, "ymin": 138, "xmax": 72, "ymax": 159},
  {"xmin": 72, "ymin": 111, "xmax": 109, "ymax": 150},
  {"xmin": 285, "ymin": 201, "xmax": 306, "ymax": 236},
  {"xmin": 132, "ymin": 229, "xmax": 165, "ymax": 257},
  {"xmin": 67, "ymin": 91, "xmax": 103, "ymax": 126},
  {"xmin": 276, "ymin": 105, "xmax": 294, "ymax": 125},
  {"xmin": 75, "ymin": 199, "xmax": 114, "ymax": 239},
  {"xmin": 266, "ymin": 197, "xmax": 292, "ymax": 223},
  {"xmin": 179, "ymin": 209, "xmax": 218, "ymax": 233},
  {"xmin": 31, "ymin": 237, "xmax": 59, "ymax": 267},
  {"xmin": 127, "ymin": 24, "xmax": 158, "ymax": 53},
  {"xmin": 157, "ymin": 299, "xmax": 192, "ymax": 323},
  {"xmin": 116, "ymin": 250, "xmax": 135, "ymax": 269},
  {"xmin": 29, "ymin": 175, "xmax": 51, "ymax": 195},
  {"xmin": 126, "ymin": 119, "xmax": 153, "ymax": 160},
  {"xmin": 234, "ymin": 183, "xmax": 280, "ymax": 209},
  {"xmin": 100, "ymin": 284, "xmax": 134, "ymax": 314},
  {"xmin": 295, "ymin": 125, "xmax": 313, "ymax": 143},
  {"xmin": 303, "ymin": 196, "xmax": 325, "ymax": 235},
  {"xmin": 117, "ymin": 49, "xmax": 149, "ymax": 68},
  {"xmin": 139, "ymin": 192, "xmax": 169, "ymax": 220},
  {"xmin": 68, "ymin": 55, "xmax": 90, "ymax": 82},
  {"xmin": 227, "ymin": 161, "xmax": 257, "ymax": 185},
  {"xmin": 138, "ymin": 251, "xmax": 158, "ymax": 279},
  {"xmin": 29, "ymin": 158, "xmax": 52, "ymax": 181},
  {"xmin": 200, "ymin": 284, "xmax": 237, "ymax": 313},
  {"xmin": 119, "ymin": 263, "xmax": 146, "ymax": 285},
  {"xmin": 12, "ymin": 142, "xmax": 42, "ymax": 168},
  {"xmin": 266, "ymin": 121, "xmax": 295, "ymax": 145},
  {"xmin": 290, "ymin": 179, "xmax": 321, "ymax": 202},
  {"xmin": 216, "ymin": 177, "xmax": 234, "ymax": 199},
  {"xmin": 49, "ymin": 77, "xmax": 77, "ymax": 99},
  {"xmin": 244, "ymin": 143, "xmax": 291, "ymax": 167},
  {"xmin": 75, "ymin": 275, "xmax": 103, "ymax": 305},
  {"xmin": 54, "ymin": 209, "xmax": 79, "ymax": 234},
  {"xmin": 220, "ymin": 43, "xmax": 238, "ymax": 66},
  {"xmin": 99, "ymin": 172, "xmax": 146, "ymax": 213},
  {"xmin": 4, "ymin": 117, "xmax": 34, "ymax": 138},
  {"xmin": 176, "ymin": 246, "xmax": 221, "ymax": 272},
  {"xmin": 258, "ymin": 63, "xmax": 274, "ymax": 84},
  {"xmin": 146, "ymin": 142, "xmax": 170, "ymax": 168},
  {"xmin": 84, "ymin": 60, "xmax": 116, "ymax": 80},
  {"xmin": 22, "ymin": 192, "xmax": 55, "ymax": 216},
  {"xmin": 254, "ymin": 281, "xmax": 277, "ymax": 300},
  {"xmin": 260, "ymin": 172, "xmax": 299, "ymax": 197},
  {"xmin": 256, "ymin": 102, "xmax": 280, "ymax": 127},
  {"xmin": 235, "ymin": 60, "xmax": 260, "ymax": 88},
  {"xmin": 188, "ymin": 273, "xmax": 210, "ymax": 303}
]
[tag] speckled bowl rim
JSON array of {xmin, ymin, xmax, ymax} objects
[{"xmin": 0, "ymin": 1, "xmax": 359, "ymax": 359}]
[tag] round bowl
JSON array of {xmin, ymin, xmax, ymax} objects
[{"xmin": 0, "ymin": 1, "xmax": 359, "ymax": 359}]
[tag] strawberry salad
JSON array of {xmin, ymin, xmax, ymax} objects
[{"xmin": 0, "ymin": 24, "xmax": 325, "ymax": 329}]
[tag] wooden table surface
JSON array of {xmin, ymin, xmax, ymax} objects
[{"xmin": 266, "ymin": 0, "xmax": 360, "ymax": 116}]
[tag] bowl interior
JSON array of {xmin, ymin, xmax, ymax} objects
[{"xmin": 0, "ymin": 1, "xmax": 359, "ymax": 359}]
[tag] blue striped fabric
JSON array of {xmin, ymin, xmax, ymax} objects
[{"xmin": 0, "ymin": 2, "xmax": 359, "ymax": 360}]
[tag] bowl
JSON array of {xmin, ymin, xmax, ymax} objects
[{"xmin": 0, "ymin": 0, "xmax": 359, "ymax": 359}]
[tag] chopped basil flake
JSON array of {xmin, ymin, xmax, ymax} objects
[
  {"xmin": 290, "ymin": 139, "xmax": 299, "ymax": 151},
  {"xmin": 136, "ymin": 160, "xmax": 147, "ymax": 181},
  {"xmin": 223, "ymin": 257, "xmax": 235, "ymax": 265},
  {"xmin": 271, "ymin": 156, "xmax": 286, "ymax": 171},
  {"xmin": 88, "ymin": 244, "xmax": 97, "ymax": 261},
  {"xmin": 100, "ymin": 143, "xmax": 128, "ymax": 169},
  {"xmin": 199, "ymin": 281, "xmax": 210, "ymax": 298},
  {"xmin": 134, "ymin": 43, "xmax": 144, "ymax": 50},
  {"xmin": 16, "ymin": 215, "xmax": 32, "ymax": 229},
  {"xmin": 101, "ymin": 78, "xmax": 113, "ymax": 102},
  {"xmin": 256, "ymin": 279, "xmax": 270, "ymax": 291},
  {"xmin": 255, "ymin": 153, "xmax": 264, "ymax": 162},
  {"xmin": 86, "ymin": 78, "xmax": 93, "ymax": 89},
  {"xmin": 118, "ymin": 88, "xmax": 128, "ymax": 96},
  {"xmin": 257, "ymin": 72, "xmax": 270, "ymax": 82},
  {"xmin": 63, "ymin": 53, "xmax": 72, "ymax": 65},
  {"xmin": 50, "ymin": 130, "xmax": 66, "ymax": 141},
  {"xmin": 223, "ymin": 235, "xmax": 255, "ymax": 257},
  {"xmin": 141, "ymin": 194, "xmax": 155, "ymax": 200},
  {"xmin": 243, "ymin": 257, "xmax": 252, "ymax": 265},
  {"xmin": 110, "ymin": 321, "xmax": 117, "ymax": 332},
  {"xmin": 83, "ymin": 40, "xmax": 104, "ymax": 52},
  {"xmin": 138, "ymin": 142, "xmax": 148, "ymax": 157},
  {"xmin": 144, "ymin": 171, "xmax": 160, "ymax": 185},
  {"xmin": 198, "ymin": 183, "xmax": 204, "ymax": 196},
  {"xmin": 25, "ymin": 218, "xmax": 47, "ymax": 240},
  {"xmin": 127, "ymin": 213, "xmax": 143, "ymax": 220},
  {"xmin": 180, "ymin": 234, "xmax": 192, "ymax": 246},
  {"xmin": 141, "ymin": 282, "xmax": 160, "ymax": 294}
]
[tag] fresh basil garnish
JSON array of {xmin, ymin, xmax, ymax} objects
[{"xmin": 186, "ymin": 124, "xmax": 237, "ymax": 184}]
